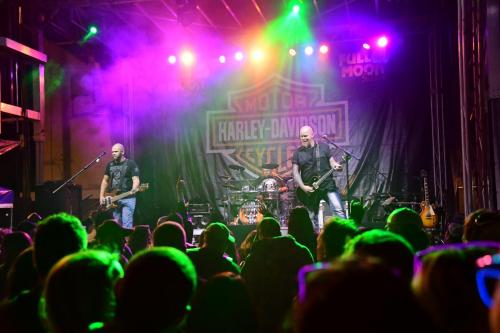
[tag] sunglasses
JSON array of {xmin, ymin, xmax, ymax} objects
[
  {"xmin": 476, "ymin": 253, "xmax": 500, "ymax": 308},
  {"xmin": 297, "ymin": 262, "xmax": 331, "ymax": 302},
  {"xmin": 414, "ymin": 241, "xmax": 500, "ymax": 275}
]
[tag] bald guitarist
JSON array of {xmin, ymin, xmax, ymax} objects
[
  {"xmin": 292, "ymin": 126, "xmax": 346, "ymax": 224},
  {"xmin": 100, "ymin": 143, "xmax": 140, "ymax": 228}
]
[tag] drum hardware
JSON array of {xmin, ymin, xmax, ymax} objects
[
  {"xmin": 261, "ymin": 163, "xmax": 279, "ymax": 170},
  {"xmin": 228, "ymin": 164, "xmax": 245, "ymax": 171}
]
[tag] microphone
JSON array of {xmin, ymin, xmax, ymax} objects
[
  {"xmin": 95, "ymin": 151, "xmax": 106, "ymax": 163},
  {"xmin": 321, "ymin": 134, "xmax": 330, "ymax": 140}
]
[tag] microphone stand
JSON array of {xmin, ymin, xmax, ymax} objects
[
  {"xmin": 52, "ymin": 152, "xmax": 106, "ymax": 194},
  {"xmin": 322, "ymin": 137, "xmax": 387, "ymax": 216}
]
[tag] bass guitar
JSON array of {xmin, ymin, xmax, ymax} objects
[
  {"xmin": 419, "ymin": 170, "xmax": 437, "ymax": 228},
  {"xmin": 101, "ymin": 183, "xmax": 149, "ymax": 210},
  {"xmin": 296, "ymin": 167, "xmax": 340, "ymax": 212}
]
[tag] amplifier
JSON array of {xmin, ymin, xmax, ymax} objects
[{"xmin": 188, "ymin": 203, "xmax": 210, "ymax": 215}]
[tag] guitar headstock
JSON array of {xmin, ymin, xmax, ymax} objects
[{"xmin": 420, "ymin": 169, "xmax": 428, "ymax": 178}]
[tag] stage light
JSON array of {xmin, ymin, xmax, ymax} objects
[
  {"xmin": 251, "ymin": 49, "xmax": 264, "ymax": 62},
  {"xmin": 304, "ymin": 46, "xmax": 314, "ymax": 56},
  {"xmin": 235, "ymin": 51, "xmax": 244, "ymax": 61},
  {"xmin": 89, "ymin": 25, "xmax": 98, "ymax": 35},
  {"xmin": 289, "ymin": 48, "xmax": 297, "ymax": 56},
  {"xmin": 376, "ymin": 36, "xmax": 389, "ymax": 48},
  {"xmin": 218, "ymin": 55, "xmax": 226, "ymax": 64},
  {"xmin": 168, "ymin": 55, "xmax": 177, "ymax": 64},
  {"xmin": 319, "ymin": 44, "xmax": 329, "ymax": 54},
  {"xmin": 292, "ymin": 5, "xmax": 300, "ymax": 15},
  {"xmin": 362, "ymin": 43, "xmax": 371, "ymax": 50},
  {"xmin": 180, "ymin": 51, "xmax": 195, "ymax": 66}
]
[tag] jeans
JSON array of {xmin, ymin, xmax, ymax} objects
[
  {"xmin": 306, "ymin": 190, "xmax": 346, "ymax": 228},
  {"xmin": 112, "ymin": 197, "xmax": 136, "ymax": 229}
]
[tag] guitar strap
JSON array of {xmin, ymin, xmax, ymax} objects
[{"xmin": 315, "ymin": 143, "xmax": 321, "ymax": 175}]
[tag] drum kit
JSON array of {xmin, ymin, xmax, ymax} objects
[{"xmin": 219, "ymin": 163, "xmax": 295, "ymax": 225}]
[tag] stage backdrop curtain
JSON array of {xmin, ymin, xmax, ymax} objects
[{"xmin": 132, "ymin": 39, "xmax": 432, "ymax": 223}]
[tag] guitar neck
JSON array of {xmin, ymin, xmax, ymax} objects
[
  {"xmin": 423, "ymin": 177, "xmax": 430, "ymax": 205},
  {"xmin": 111, "ymin": 190, "xmax": 134, "ymax": 203},
  {"xmin": 314, "ymin": 168, "xmax": 336, "ymax": 188}
]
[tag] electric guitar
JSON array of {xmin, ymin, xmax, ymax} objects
[
  {"xmin": 296, "ymin": 167, "xmax": 340, "ymax": 212},
  {"xmin": 419, "ymin": 170, "xmax": 437, "ymax": 228},
  {"xmin": 101, "ymin": 183, "xmax": 149, "ymax": 210}
]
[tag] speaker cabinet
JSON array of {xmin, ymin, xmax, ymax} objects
[{"xmin": 35, "ymin": 182, "xmax": 82, "ymax": 219}]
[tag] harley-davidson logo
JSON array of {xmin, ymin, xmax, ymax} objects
[{"xmin": 206, "ymin": 75, "xmax": 349, "ymax": 177}]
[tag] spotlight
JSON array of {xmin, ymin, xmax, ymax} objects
[
  {"xmin": 362, "ymin": 43, "xmax": 371, "ymax": 50},
  {"xmin": 376, "ymin": 36, "xmax": 389, "ymax": 48},
  {"xmin": 319, "ymin": 44, "xmax": 329, "ymax": 54},
  {"xmin": 89, "ymin": 25, "xmax": 98, "ymax": 35},
  {"xmin": 235, "ymin": 51, "xmax": 244, "ymax": 61},
  {"xmin": 180, "ymin": 51, "xmax": 195, "ymax": 66},
  {"xmin": 289, "ymin": 48, "xmax": 297, "ymax": 56},
  {"xmin": 292, "ymin": 5, "xmax": 300, "ymax": 15},
  {"xmin": 251, "ymin": 50, "xmax": 264, "ymax": 62},
  {"xmin": 219, "ymin": 55, "xmax": 226, "ymax": 64},
  {"xmin": 304, "ymin": 46, "xmax": 314, "ymax": 56},
  {"xmin": 168, "ymin": 55, "xmax": 177, "ymax": 64}
]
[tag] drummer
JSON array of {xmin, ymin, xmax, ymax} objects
[{"xmin": 255, "ymin": 163, "xmax": 288, "ymax": 196}]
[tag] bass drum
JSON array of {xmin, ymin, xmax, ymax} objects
[{"xmin": 238, "ymin": 200, "xmax": 263, "ymax": 225}]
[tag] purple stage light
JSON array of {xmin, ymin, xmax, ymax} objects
[
  {"xmin": 376, "ymin": 36, "xmax": 389, "ymax": 48},
  {"xmin": 168, "ymin": 55, "xmax": 177, "ymax": 64},
  {"xmin": 362, "ymin": 43, "xmax": 371, "ymax": 50},
  {"xmin": 235, "ymin": 51, "xmax": 244, "ymax": 61},
  {"xmin": 319, "ymin": 44, "xmax": 329, "ymax": 54},
  {"xmin": 219, "ymin": 55, "xmax": 226, "ymax": 63}
]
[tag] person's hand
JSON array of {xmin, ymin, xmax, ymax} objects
[
  {"xmin": 99, "ymin": 196, "xmax": 106, "ymax": 205},
  {"xmin": 302, "ymin": 185, "xmax": 315, "ymax": 193},
  {"xmin": 333, "ymin": 164, "xmax": 343, "ymax": 171}
]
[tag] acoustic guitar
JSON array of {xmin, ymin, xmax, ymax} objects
[
  {"xmin": 101, "ymin": 183, "xmax": 149, "ymax": 210},
  {"xmin": 419, "ymin": 170, "xmax": 437, "ymax": 228}
]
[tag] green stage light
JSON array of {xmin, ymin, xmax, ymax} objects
[
  {"xmin": 292, "ymin": 5, "xmax": 300, "ymax": 15},
  {"xmin": 89, "ymin": 25, "xmax": 98, "ymax": 35}
]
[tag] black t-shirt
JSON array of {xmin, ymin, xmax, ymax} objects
[
  {"xmin": 104, "ymin": 159, "xmax": 140, "ymax": 194},
  {"xmin": 292, "ymin": 142, "xmax": 336, "ymax": 190}
]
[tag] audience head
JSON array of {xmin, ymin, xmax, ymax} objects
[
  {"xmin": 413, "ymin": 246, "xmax": 491, "ymax": 333},
  {"xmin": 5, "ymin": 247, "xmax": 37, "ymax": 299},
  {"xmin": 287, "ymin": 207, "xmax": 313, "ymax": 235},
  {"xmin": 344, "ymin": 229, "xmax": 415, "ymax": 284},
  {"xmin": 34, "ymin": 213, "xmax": 87, "ymax": 279},
  {"xmin": 463, "ymin": 209, "xmax": 500, "ymax": 242},
  {"xmin": 317, "ymin": 217, "xmax": 357, "ymax": 261},
  {"xmin": 386, "ymin": 207, "xmax": 430, "ymax": 251},
  {"xmin": 0, "ymin": 231, "xmax": 32, "ymax": 265},
  {"xmin": 203, "ymin": 222, "xmax": 234, "ymax": 253},
  {"xmin": 257, "ymin": 217, "xmax": 281, "ymax": 240},
  {"xmin": 42, "ymin": 250, "xmax": 123, "ymax": 333},
  {"xmin": 115, "ymin": 247, "xmax": 197, "ymax": 331},
  {"xmin": 295, "ymin": 256, "xmax": 434, "ymax": 333},
  {"xmin": 95, "ymin": 219, "xmax": 132, "ymax": 253},
  {"xmin": 187, "ymin": 272, "xmax": 257, "ymax": 333},
  {"xmin": 153, "ymin": 221, "xmax": 187, "ymax": 252},
  {"xmin": 349, "ymin": 199, "xmax": 365, "ymax": 226},
  {"xmin": 127, "ymin": 225, "xmax": 152, "ymax": 254}
]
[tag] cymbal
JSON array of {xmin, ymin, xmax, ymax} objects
[
  {"xmin": 229, "ymin": 164, "xmax": 245, "ymax": 171},
  {"xmin": 262, "ymin": 163, "xmax": 279, "ymax": 170}
]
